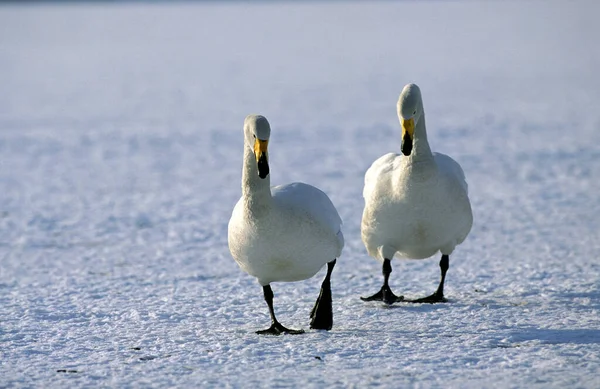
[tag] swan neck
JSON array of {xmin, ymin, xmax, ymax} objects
[
  {"xmin": 242, "ymin": 146, "xmax": 272, "ymax": 210},
  {"xmin": 409, "ymin": 114, "xmax": 433, "ymax": 163}
]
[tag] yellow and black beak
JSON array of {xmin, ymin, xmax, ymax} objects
[
  {"xmin": 401, "ymin": 117, "xmax": 414, "ymax": 156},
  {"xmin": 254, "ymin": 138, "xmax": 269, "ymax": 179}
]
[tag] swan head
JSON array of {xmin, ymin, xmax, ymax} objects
[
  {"xmin": 244, "ymin": 114, "xmax": 271, "ymax": 179},
  {"xmin": 397, "ymin": 83, "xmax": 423, "ymax": 156}
]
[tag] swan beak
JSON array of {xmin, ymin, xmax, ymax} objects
[
  {"xmin": 401, "ymin": 117, "xmax": 414, "ymax": 156},
  {"xmin": 254, "ymin": 138, "xmax": 269, "ymax": 179}
]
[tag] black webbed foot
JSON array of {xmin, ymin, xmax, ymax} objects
[
  {"xmin": 257, "ymin": 284, "xmax": 304, "ymax": 335},
  {"xmin": 405, "ymin": 255, "xmax": 450, "ymax": 304},
  {"xmin": 310, "ymin": 259, "xmax": 336, "ymax": 330},
  {"xmin": 405, "ymin": 292, "xmax": 447, "ymax": 304},
  {"xmin": 310, "ymin": 290, "xmax": 332, "ymax": 330},
  {"xmin": 361, "ymin": 258, "xmax": 403, "ymax": 305},
  {"xmin": 360, "ymin": 285, "xmax": 404, "ymax": 305},
  {"xmin": 256, "ymin": 322, "xmax": 305, "ymax": 336}
]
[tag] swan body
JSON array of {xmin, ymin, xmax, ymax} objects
[
  {"xmin": 229, "ymin": 181, "xmax": 343, "ymax": 285},
  {"xmin": 362, "ymin": 151, "xmax": 471, "ymax": 261}
]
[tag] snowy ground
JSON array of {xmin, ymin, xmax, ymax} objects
[{"xmin": 1, "ymin": 1, "xmax": 600, "ymax": 387}]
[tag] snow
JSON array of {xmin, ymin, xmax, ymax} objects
[{"xmin": 1, "ymin": 0, "xmax": 600, "ymax": 387}]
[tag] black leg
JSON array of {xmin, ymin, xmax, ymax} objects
[
  {"xmin": 406, "ymin": 254, "xmax": 449, "ymax": 303},
  {"xmin": 310, "ymin": 259, "xmax": 336, "ymax": 330},
  {"xmin": 256, "ymin": 285, "xmax": 305, "ymax": 335},
  {"xmin": 360, "ymin": 258, "xmax": 404, "ymax": 305}
]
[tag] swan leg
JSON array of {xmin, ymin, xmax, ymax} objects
[
  {"xmin": 360, "ymin": 258, "xmax": 404, "ymax": 305},
  {"xmin": 256, "ymin": 285, "xmax": 305, "ymax": 335},
  {"xmin": 310, "ymin": 258, "xmax": 336, "ymax": 330},
  {"xmin": 406, "ymin": 254, "xmax": 449, "ymax": 303}
]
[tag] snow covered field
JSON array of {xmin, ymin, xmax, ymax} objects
[{"xmin": 1, "ymin": 0, "xmax": 600, "ymax": 387}]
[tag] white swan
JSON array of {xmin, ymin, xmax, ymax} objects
[
  {"xmin": 361, "ymin": 84, "xmax": 473, "ymax": 305},
  {"xmin": 228, "ymin": 114, "xmax": 344, "ymax": 334}
]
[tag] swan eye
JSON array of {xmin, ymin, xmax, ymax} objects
[{"xmin": 413, "ymin": 110, "xmax": 417, "ymax": 116}]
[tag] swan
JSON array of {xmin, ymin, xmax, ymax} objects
[
  {"xmin": 228, "ymin": 114, "xmax": 344, "ymax": 334},
  {"xmin": 360, "ymin": 84, "xmax": 473, "ymax": 305}
]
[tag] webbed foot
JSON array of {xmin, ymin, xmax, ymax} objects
[
  {"xmin": 310, "ymin": 259, "xmax": 336, "ymax": 330},
  {"xmin": 256, "ymin": 322, "xmax": 305, "ymax": 336},
  {"xmin": 405, "ymin": 292, "xmax": 447, "ymax": 304},
  {"xmin": 361, "ymin": 285, "xmax": 404, "ymax": 305}
]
